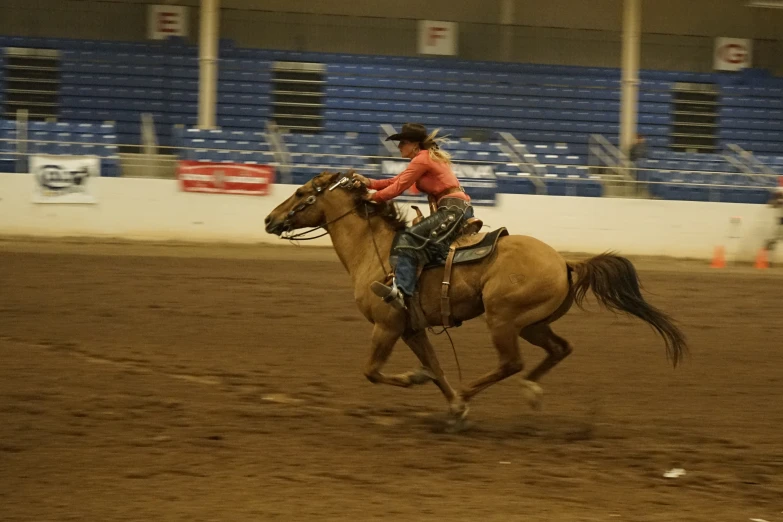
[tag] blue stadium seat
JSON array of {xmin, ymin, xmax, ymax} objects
[
  {"xmin": 568, "ymin": 166, "xmax": 589, "ymax": 178},
  {"xmin": 578, "ymin": 179, "xmax": 603, "ymax": 197},
  {"xmin": 544, "ymin": 175, "xmax": 567, "ymax": 196},
  {"xmin": 497, "ymin": 174, "xmax": 536, "ymax": 195}
]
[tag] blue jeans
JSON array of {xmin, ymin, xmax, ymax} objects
[
  {"xmin": 392, "ymin": 202, "xmax": 474, "ymax": 296},
  {"xmin": 394, "ymin": 255, "xmax": 420, "ymax": 297}
]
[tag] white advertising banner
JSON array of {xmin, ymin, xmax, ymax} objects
[
  {"xmin": 30, "ymin": 155, "xmax": 100, "ymax": 204},
  {"xmin": 147, "ymin": 5, "xmax": 189, "ymax": 40},
  {"xmin": 714, "ymin": 37, "xmax": 752, "ymax": 71},
  {"xmin": 418, "ymin": 20, "xmax": 458, "ymax": 56}
]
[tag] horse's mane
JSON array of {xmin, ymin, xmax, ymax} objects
[{"xmin": 319, "ymin": 171, "xmax": 408, "ymax": 231}]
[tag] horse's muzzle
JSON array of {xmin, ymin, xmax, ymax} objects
[{"xmin": 264, "ymin": 215, "xmax": 286, "ymax": 236}]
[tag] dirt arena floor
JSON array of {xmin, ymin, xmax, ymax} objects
[{"xmin": 1, "ymin": 238, "xmax": 782, "ymax": 522}]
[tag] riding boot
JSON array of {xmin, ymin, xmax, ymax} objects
[
  {"xmin": 370, "ymin": 279, "xmax": 406, "ymax": 311},
  {"xmin": 370, "ymin": 254, "xmax": 417, "ymax": 311}
]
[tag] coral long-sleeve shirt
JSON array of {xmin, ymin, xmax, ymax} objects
[{"xmin": 369, "ymin": 150, "xmax": 470, "ymax": 204}]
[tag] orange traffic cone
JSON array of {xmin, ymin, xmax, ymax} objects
[
  {"xmin": 754, "ymin": 248, "xmax": 769, "ymax": 270},
  {"xmin": 710, "ymin": 246, "xmax": 726, "ymax": 268}
]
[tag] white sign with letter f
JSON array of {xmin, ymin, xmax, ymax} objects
[{"xmin": 418, "ymin": 20, "xmax": 458, "ymax": 56}]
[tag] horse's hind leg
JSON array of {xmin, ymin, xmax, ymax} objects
[
  {"xmin": 521, "ymin": 324, "xmax": 573, "ymax": 382},
  {"xmin": 460, "ymin": 302, "xmax": 564, "ymax": 403},
  {"xmin": 517, "ymin": 324, "xmax": 574, "ymax": 409},
  {"xmin": 461, "ymin": 320, "xmax": 524, "ymax": 402}
]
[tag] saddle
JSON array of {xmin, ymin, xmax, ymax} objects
[
  {"xmin": 391, "ymin": 203, "xmax": 509, "ymax": 330},
  {"xmin": 435, "ymin": 226, "xmax": 508, "ymax": 328},
  {"xmin": 409, "ymin": 202, "xmax": 507, "ymax": 269},
  {"xmin": 429, "ymin": 227, "xmax": 508, "ymax": 267}
]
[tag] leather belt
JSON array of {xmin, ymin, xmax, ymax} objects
[
  {"xmin": 428, "ymin": 186, "xmax": 466, "ymax": 214},
  {"xmin": 434, "ymin": 186, "xmax": 465, "ymax": 201}
]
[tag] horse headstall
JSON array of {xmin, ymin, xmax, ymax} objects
[
  {"xmin": 282, "ymin": 172, "xmax": 364, "ymax": 234},
  {"xmin": 287, "ymin": 173, "xmax": 359, "ymax": 216}
]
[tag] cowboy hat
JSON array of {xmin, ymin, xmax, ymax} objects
[{"xmin": 385, "ymin": 122, "xmax": 428, "ymax": 142}]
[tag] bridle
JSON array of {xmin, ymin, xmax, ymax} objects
[
  {"xmin": 278, "ymin": 173, "xmax": 390, "ymax": 274},
  {"xmin": 280, "ymin": 175, "xmax": 358, "ymax": 241}
]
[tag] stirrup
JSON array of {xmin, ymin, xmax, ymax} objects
[{"xmin": 370, "ymin": 281, "xmax": 406, "ymax": 311}]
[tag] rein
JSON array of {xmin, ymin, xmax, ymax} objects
[
  {"xmin": 281, "ymin": 205, "xmax": 357, "ymax": 241},
  {"xmin": 282, "ymin": 176, "xmax": 391, "ymax": 275},
  {"xmin": 363, "ymin": 204, "xmax": 391, "ymax": 275}
]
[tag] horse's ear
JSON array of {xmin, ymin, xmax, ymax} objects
[{"xmin": 313, "ymin": 171, "xmax": 339, "ymax": 186}]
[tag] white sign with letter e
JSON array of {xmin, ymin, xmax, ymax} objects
[
  {"xmin": 714, "ymin": 37, "xmax": 752, "ymax": 71},
  {"xmin": 148, "ymin": 5, "xmax": 189, "ymax": 40},
  {"xmin": 418, "ymin": 20, "xmax": 458, "ymax": 56}
]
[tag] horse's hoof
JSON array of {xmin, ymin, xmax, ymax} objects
[
  {"xmin": 445, "ymin": 418, "xmax": 467, "ymax": 434},
  {"xmin": 520, "ymin": 379, "xmax": 544, "ymax": 410},
  {"xmin": 449, "ymin": 400, "xmax": 469, "ymax": 418},
  {"xmin": 445, "ymin": 401, "xmax": 469, "ymax": 432}
]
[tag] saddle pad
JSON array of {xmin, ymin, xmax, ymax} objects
[
  {"xmin": 453, "ymin": 227, "xmax": 509, "ymax": 264},
  {"xmin": 424, "ymin": 227, "xmax": 509, "ymax": 270}
]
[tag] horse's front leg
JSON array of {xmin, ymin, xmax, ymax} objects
[
  {"xmin": 364, "ymin": 324, "xmax": 429, "ymax": 388},
  {"xmin": 403, "ymin": 330, "xmax": 468, "ymax": 428}
]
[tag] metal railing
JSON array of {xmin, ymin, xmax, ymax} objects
[
  {"xmin": 1, "ymin": 134, "xmax": 780, "ymax": 200},
  {"xmin": 724, "ymin": 143, "xmax": 778, "ymax": 177}
]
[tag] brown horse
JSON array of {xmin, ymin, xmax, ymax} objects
[{"xmin": 264, "ymin": 172, "xmax": 687, "ymax": 430}]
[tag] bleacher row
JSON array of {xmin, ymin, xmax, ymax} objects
[
  {"xmin": 1, "ymin": 34, "xmax": 783, "ymax": 202},
  {"xmin": 173, "ymin": 126, "xmax": 600, "ymax": 196},
  {"xmin": 645, "ymin": 149, "xmax": 783, "ymax": 172},
  {"xmin": 637, "ymin": 149, "xmax": 782, "ymax": 204},
  {"xmin": 58, "ymin": 52, "xmax": 273, "ymax": 146},
  {"xmin": 0, "ymin": 120, "xmax": 120, "ymax": 176},
  {"xmin": 171, "ymin": 127, "xmax": 781, "ymax": 203},
  {"xmin": 719, "ymin": 84, "xmax": 783, "ymax": 155},
  {"xmin": 0, "ymin": 53, "xmax": 4, "ymax": 117},
  {"xmin": 1, "ymin": 34, "xmax": 781, "ymax": 153},
  {"xmin": 3, "ymin": 117, "xmax": 781, "ymax": 204}
]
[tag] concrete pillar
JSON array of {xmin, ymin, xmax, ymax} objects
[
  {"xmin": 198, "ymin": 0, "xmax": 219, "ymax": 129},
  {"xmin": 620, "ymin": 0, "xmax": 641, "ymax": 154},
  {"xmin": 500, "ymin": 0, "xmax": 515, "ymax": 62}
]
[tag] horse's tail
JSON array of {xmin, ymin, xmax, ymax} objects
[{"xmin": 568, "ymin": 253, "xmax": 687, "ymax": 367}]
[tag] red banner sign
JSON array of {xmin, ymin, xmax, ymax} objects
[{"xmin": 177, "ymin": 161, "xmax": 274, "ymax": 196}]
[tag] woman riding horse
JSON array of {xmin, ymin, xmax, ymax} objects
[
  {"xmin": 264, "ymin": 170, "xmax": 687, "ymax": 430},
  {"xmin": 354, "ymin": 123, "xmax": 474, "ymax": 311}
]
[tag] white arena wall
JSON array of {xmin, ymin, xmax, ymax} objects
[{"xmin": 0, "ymin": 173, "xmax": 777, "ymax": 262}]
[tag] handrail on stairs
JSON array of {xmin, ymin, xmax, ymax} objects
[
  {"xmin": 723, "ymin": 143, "xmax": 776, "ymax": 180},
  {"xmin": 587, "ymin": 134, "xmax": 633, "ymax": 180},
  {"xmin": 266, "ymin": 120, "xmax": 293, "ymax": 184},
  {"xmin": 497, "ymin": 132, "xmax": 546, "ymax": 194}
]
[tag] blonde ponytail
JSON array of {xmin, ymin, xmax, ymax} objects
[{"xmin": 420, "ymin": 129, "xmax": 452, "ymax": 164}]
